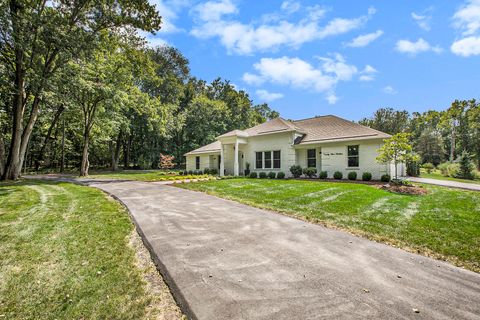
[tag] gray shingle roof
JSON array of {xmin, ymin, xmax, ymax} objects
[{"xmin": 184, "ymin": 140, "xmax": 221, "ymax": 155}]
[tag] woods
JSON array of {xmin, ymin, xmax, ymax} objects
[{"xmin": 0, "ymin": 0, "xmax": 277, "ymax": 180}]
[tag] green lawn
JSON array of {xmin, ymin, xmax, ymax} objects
[
  {"xmin": 420, "ymin": 169, "xmax": 480, "ymax": 185},
  {"xmin": 85, "ymin": 169, "xmax": 212, "ymax": 182},
  {"xmin": 0, "ymin": 180, "xmax": 182, "ymax": 319},
  {"xmin": 178, "ymin": 178, "xmax": 480, "ymax": 272}
]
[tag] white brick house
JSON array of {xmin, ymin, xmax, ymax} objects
[{"xmin": 185, "ymin": 115, "xmax": 403, "ymax": 179}]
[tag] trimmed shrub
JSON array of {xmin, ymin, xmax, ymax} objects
[
  {"xmin": 302, "ymin": 167, "xmax": 317, "ymax": 178},
  {"xmin": 362, "ymin": 172, "xmax": 372, "ymax": 181},
  {"xmin": 188, "ymin": 170, "xmax": 193, "ymax": 175},
  {"xmin": 290, "ymin": 165, "xmax": 303, "ymax": 178},
  {"xmin": 209, "ymin": 168, "xmax": 218, "ymax": 175},
  {"xmin": 406, "ymin": 160, "xmax": 420, "ymax": 177},
  {"xmin": 347, "ymin": 171, "xmax": 357, "ymax": 180},
  {"xmin": 421, "ymin": 162, "xmax": 435, "ymax": 174},
  {"xmin": 381, "ymin": 174, "xmax": 391, "ymax": 182},
  {"xmin": 179, "ymin": 171, "xmax": 184, "ymax": 176},
  {"xmin": 333, "ymin": 171, "xmax": 343, "ymax": 179},
  {"xmin": 319, "ymin": 171, "xmax": 328, "ymax": 179},
  {"xmin": 203, "ymin": 168, "xmax": 210, "ymax": 175},
  {"xmin": 259, "ymin": 172, "xmax": 267, "ymax": 179},
  {"xmin": 268, "ymin": 171, "xmax": 276, "ymax": 179},
  {"xmin": 249, "ymin": 172, "xmax": 258, "ymax": 178},
  {"xmin": 276, "ymin": 171, "xmax": 285, "ymax": 179}
]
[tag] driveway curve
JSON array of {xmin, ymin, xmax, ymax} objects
[
  {"xmin": 90, "ymin": 180, "xmax": 480, "ymax": 320},
  {"xmin": 407, "ymin": 177, "xmax": 480, "ymax": 191}
]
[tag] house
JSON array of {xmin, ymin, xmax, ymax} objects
[{"xmin": 185, "ymin": 115, "xmax": 402, "ymax": 179}]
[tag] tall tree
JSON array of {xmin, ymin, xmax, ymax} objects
[{"xmin": 359, "ymin": 108, "xmax": 410, "ymax": 135}]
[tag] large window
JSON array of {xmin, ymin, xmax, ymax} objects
[
  {"xmin": 195, "ymin": 156, "xmax": 200, "ymax": 170},
  {"xmin": 347, "ymin": 145, "xmax": 359, "ymax": 167},
  {"xmin": 273, "ymin": 150, "xmax": 281, "ymax": 169},
  {"xmin": 255, "ymin": 150, "xmax": 281, "ymax": 169},
  {"xmin": 307, "ymin": 149, "xmax": 316, "ymax": 168},
  {"xmin": 256, "ymin": 152, "xmax": 263, "ymax": 169}
]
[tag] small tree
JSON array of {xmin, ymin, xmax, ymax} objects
[
  {"xmin": 456, "ymin": 151, "xmax": 474, "ymax": 180},
  {"xmin": 376, "ymin": 133, "xmax": 418, "ymax": 180},
  {"xmin": 159, "ymin": 153, "xmax": 175, "ymax": 170}
]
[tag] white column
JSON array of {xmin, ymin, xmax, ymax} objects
[
  {"xmin": 220, "ymin": 143, "xmax": 225, "ymax": 176},
  {"xmin": 234, "ymin": 140, "xmax": 239, "ymax": 176}
]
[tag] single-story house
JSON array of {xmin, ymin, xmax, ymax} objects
[{"xmin": 185, "ymin": 115, "xmax": 404, "ymax": 179}]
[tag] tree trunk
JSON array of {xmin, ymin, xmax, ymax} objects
[
  {"xmin": 111, "ymin": 131, "xmax": 122, "ymax": 171},
  {"xmin": 0, "ymin": 134, "xmax": 5, "ymax": 177},
  {"xmin": 123, "ymin": 134, "xmax": 131, "ymax": 169},
  {"xmin": 80, "ymin": 134, "xmax": 89, "ymax": 176},
  {"xmin": 35, "ymin": 105, "xmax": 65, "ymax": 170},
  {"xmin": 60, "ymin": 118, "xmax": 65, "ymax": 172}
]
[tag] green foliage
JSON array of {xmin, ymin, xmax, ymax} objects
[
  {"xmin": 276, "ymin": 172, "xmax": 285, "ymax": 179},
  {"xmin": 249, "ymin": 172, "xmax": 258, "ymax": 178},
  {"xmin": 381, "ymin": 174, "xmax": 391, "ymax": 182},
  {"xmin": 209, "ymin": 168, "xmax": 219, "ymax": 175},
  {"xmin": 456, "ymin": 151, "xmax": 474, "ymax": 180},
  {"xmin": 302, "ymin": 167, "xmax": 317, "ymax": 178},
  {"xmin": 438, "ymin": 162, "xmax": 459, "ymax": 177},
  {"xmin": 319, "ymin": 171, "xmax": 328, "ymax": 179},
  {"xmin": 421, "ymin": 163, "xmax": 435, "ymax": 173},
  {"xmin": 290, "ymin": 165, "xmax": 303, "ymax": 178},
  {"xmin": 358, "ymin": 108, "xmax": 410, "ymax": 135},
  {"xmin": 377, "ymin": 133, "xmax": 419, "ymax": 179},
  {"xmin": 347, "ymin": 171, "xmax": 357, "ymax": 180},
  {"xmin": 362, "ymin": 172, "xmax": 372, "ymax": 181},
  {"xmin": 259, "ymin": 172, "xmax": 267, "ymax": 179},
  {"xmin": 406, "ymin": 158, "xmax": 421, "ymax": 177},
  {"xmin": 333, "ymin": 171, "xmax": 343, "ymax": 179},
  {"xmin": 268, "ymin": 172, "xmax": 276, "ymax": 179}
]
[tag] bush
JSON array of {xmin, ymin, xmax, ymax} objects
[
  {"xmin": 188, "ymin": 170, "xmax": 193, "ymax": 175},
  {"xmin": 209, "ymin": 168, "xmax": 218, "ymax": 175},
  {"xmin": 333, "ymin": 171, "xmax": 343, "ymax": 179},
  {"xmin": 276, "ymin": 171, "xmax": 285, "ymax": 179},
  {"xmin": 421, "ymin": 162, "xmax": 435, "ymax": 174},
  {"xmin": 259, "ymin": 172, "xmax": 267, "ymax": 179},
  {"xmin": 290, "ymin": 165, "xmax": 303, "ymax": 178},
  {"xmin": 302, "ymin": 167, "xmax": 317, "ymax": 178},
  {"xmin": 347, "ymin": 171, "xmax": 357, "ymax": 180},
  {"xmin": 249, "ymin": 172, "xmax": 258, "ymax": 178},
  {"xmin": 381, "ymin": 174, "xmax": 391, "ymax": 182},
  {"xmin": 179, "ymin": 171, "xmax": 184, "ymax": 176},
  {"xmin": 319, "ymin": 171, "xmax": 328, "ymax": 179},
  {"xmin": 268, "ymin": 171, "xmax": 276, "ymax": 179},
  {"xmin": 407, "ymin": 160, "xmax": 420, "ymax": 177},
  {"xmin": 203, "ymin": 168, "xmax": 210, "ymax": 175},
  {"xmin": 438, "ymin": 162, "xmax": 459, "ymax": 177},
  {"xmin": 456, "ymin": 151, "xmax": 475, "ymax": 180},
  {"xmin": 362, "ymin": 172, "xmax": 372, "ymax": 181}
]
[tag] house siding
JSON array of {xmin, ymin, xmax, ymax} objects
[{"xmin": 186, "ymin": 153, "xmax": 219, "ymax": 172}]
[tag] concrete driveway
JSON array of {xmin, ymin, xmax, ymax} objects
[
  {"xmin": 91, "ymin": 180, "xmax": 480, "ymax": 320},
  {"xmin": 407, "ymin": 177, "xmax": 480, "ymax": 191}
]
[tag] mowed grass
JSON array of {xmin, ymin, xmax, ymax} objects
[
  {"xmin": 420, "ymin": 169, "xmax": 480, "ymax": 185},
  {"xmin": 0, "ymin": 180, "xmax": 163, "ymax": 319},
  {"xmin": 178, "ymin": 179, "xmax": 480, "ymax": 272},
  {"xmin": 86, "ymin": 170, "xmax": 211, "ymax": 182}
]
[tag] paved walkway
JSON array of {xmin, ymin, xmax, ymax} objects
[
  {"xmin": 88, "ymin": 180, "xmax": 480, "ymax": 320},
  {"xmin": 408, "ymin": 177, "xmax": 480, "ymax": 191}
]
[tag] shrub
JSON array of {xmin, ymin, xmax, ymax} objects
[
  {"xmin": 276, "ymin": 171, "xmax": 285, "ymax": 179},
  {"xmin": 456, "ymin": 151, "xmax": 475, "ymax": 180},
  {"xmin": 290, "ymin": 165, "xmax": 303, "ymax": 178},
  {"xmin": 438, "ymin": 162, "xmax": 459, "ymax": 177},
  {"xmin": 259, "ymin": 172, "xmax": 267, "ymax": 179},
  {"xmin": 333, "ymin": 171, "xmax": 343, "ymax": 179},
  {"xmin": 362, "ymin": 172, "xmax": 372, "ymax": 181},
  {"xmin": 268, "ymin": 171, "xmax": 276, "ymax": 179},
  {"xmin": 347, "ymin": 171, "xmax": 357, "ymax": 180},
  {"xmin": 381, "ymin": 174, "xmax": 391, "ymax": 182},
  {"xmin": 209, "ymin": 168, "xmax": 218, "ymax": 175},
  {"xmin": 406, "ymin": 160, "xmax": 420, "ymax": 177},
  {"xmin": 421, "ymin": 162, "xmax": 435, "ymax": 174},
  {"xmin": 188, "ymin": 170, "xmax": 193, "ymax": 175},
  {"xmin": 203, "ymin": 168, "xmax": 210, "ymax": 175},
  {"xmin": 249, "ymin": 172, "xmax": 258, "ymax": 178},
  {"xmin": 179, "ymin": 171, "xmax": 184, "ymax": 176},
  {"xmin": 319, "ymin": 171, "xmax": 328, "ymax": 179},
  {"xmin": 302, "ymin": 167, "xmax": 317, "ymax": 178}
]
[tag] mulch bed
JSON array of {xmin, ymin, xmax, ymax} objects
[
  {"xmin": 292, "ymin": 178, "xmax": 387, "ymax": 186},
  {"xmin": 378, "ymin": 184, "xmax": 428, "ymax": 195}
]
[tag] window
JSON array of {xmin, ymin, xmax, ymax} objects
[
  {"xmin": 195, "ymin": 156, "xmax": 200, "ymax": 170},
  {"xmin": 307, "ymin": 149, "xmax": 316, "ymax": 168},
  {"xmin": 273, "ymin": 150, "xmax": 281, "ymax": 169},
  {"xmin": 264, "ymin": 151, "xmax": 272, "ymax": 169},
  {"xmin": 256, "ymin": 152, "xmax": 263, "ymax": 169},
  {"xmin": 347, "ymin": 145, "xmax": 359, "ymax": 167}
]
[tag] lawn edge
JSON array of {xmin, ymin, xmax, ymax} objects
[{"xmin": 174, "ymin": 183, "xmax": 480, "ymax": 274}]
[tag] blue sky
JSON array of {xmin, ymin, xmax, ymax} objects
[{"xmin": 146, "ymin": 0, "xmax": 480, "ymax": 121}]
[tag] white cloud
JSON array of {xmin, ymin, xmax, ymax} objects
[
  {"xmin": 256, "ymin": 89, "xmax": 284, "ymax": 102},
  {"xmin": 395, "ymin": 38, "xmax": 442, "ymax": 55},
  {"xmin": 383, "ymin": 86, "xmax": 397, "ymax": 95},
  {"xmin": 411, "ymin": 12, "xmax": 432, "ymax": 31},
  {"xmin": 191, "ymin": 2, "xmax": 375, "ymax": 55},
  {"xmin": 452, "ymin": 0, "xmax": 480, "ymax": 36},
  {"xmin": 451, "ymin": 0, "xmax": 480, "ymax": 56},
  {"xmin": 346, "ymin": 30, "xmax": 383, "ymax": 47},
  {"xmin": 451, "ymin": 36, "xmax": 480, "ymax": 56},
  {"xmin": 359, "ymin": 65, "xmax": 377, "ymax": 81},
  {"xmin": 280, "ymin": 1, "xmax": 301, "ymax": 14},
  {"xmin": 242, "ymin": 55, "xmax": 361, "ymax": 104}
]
